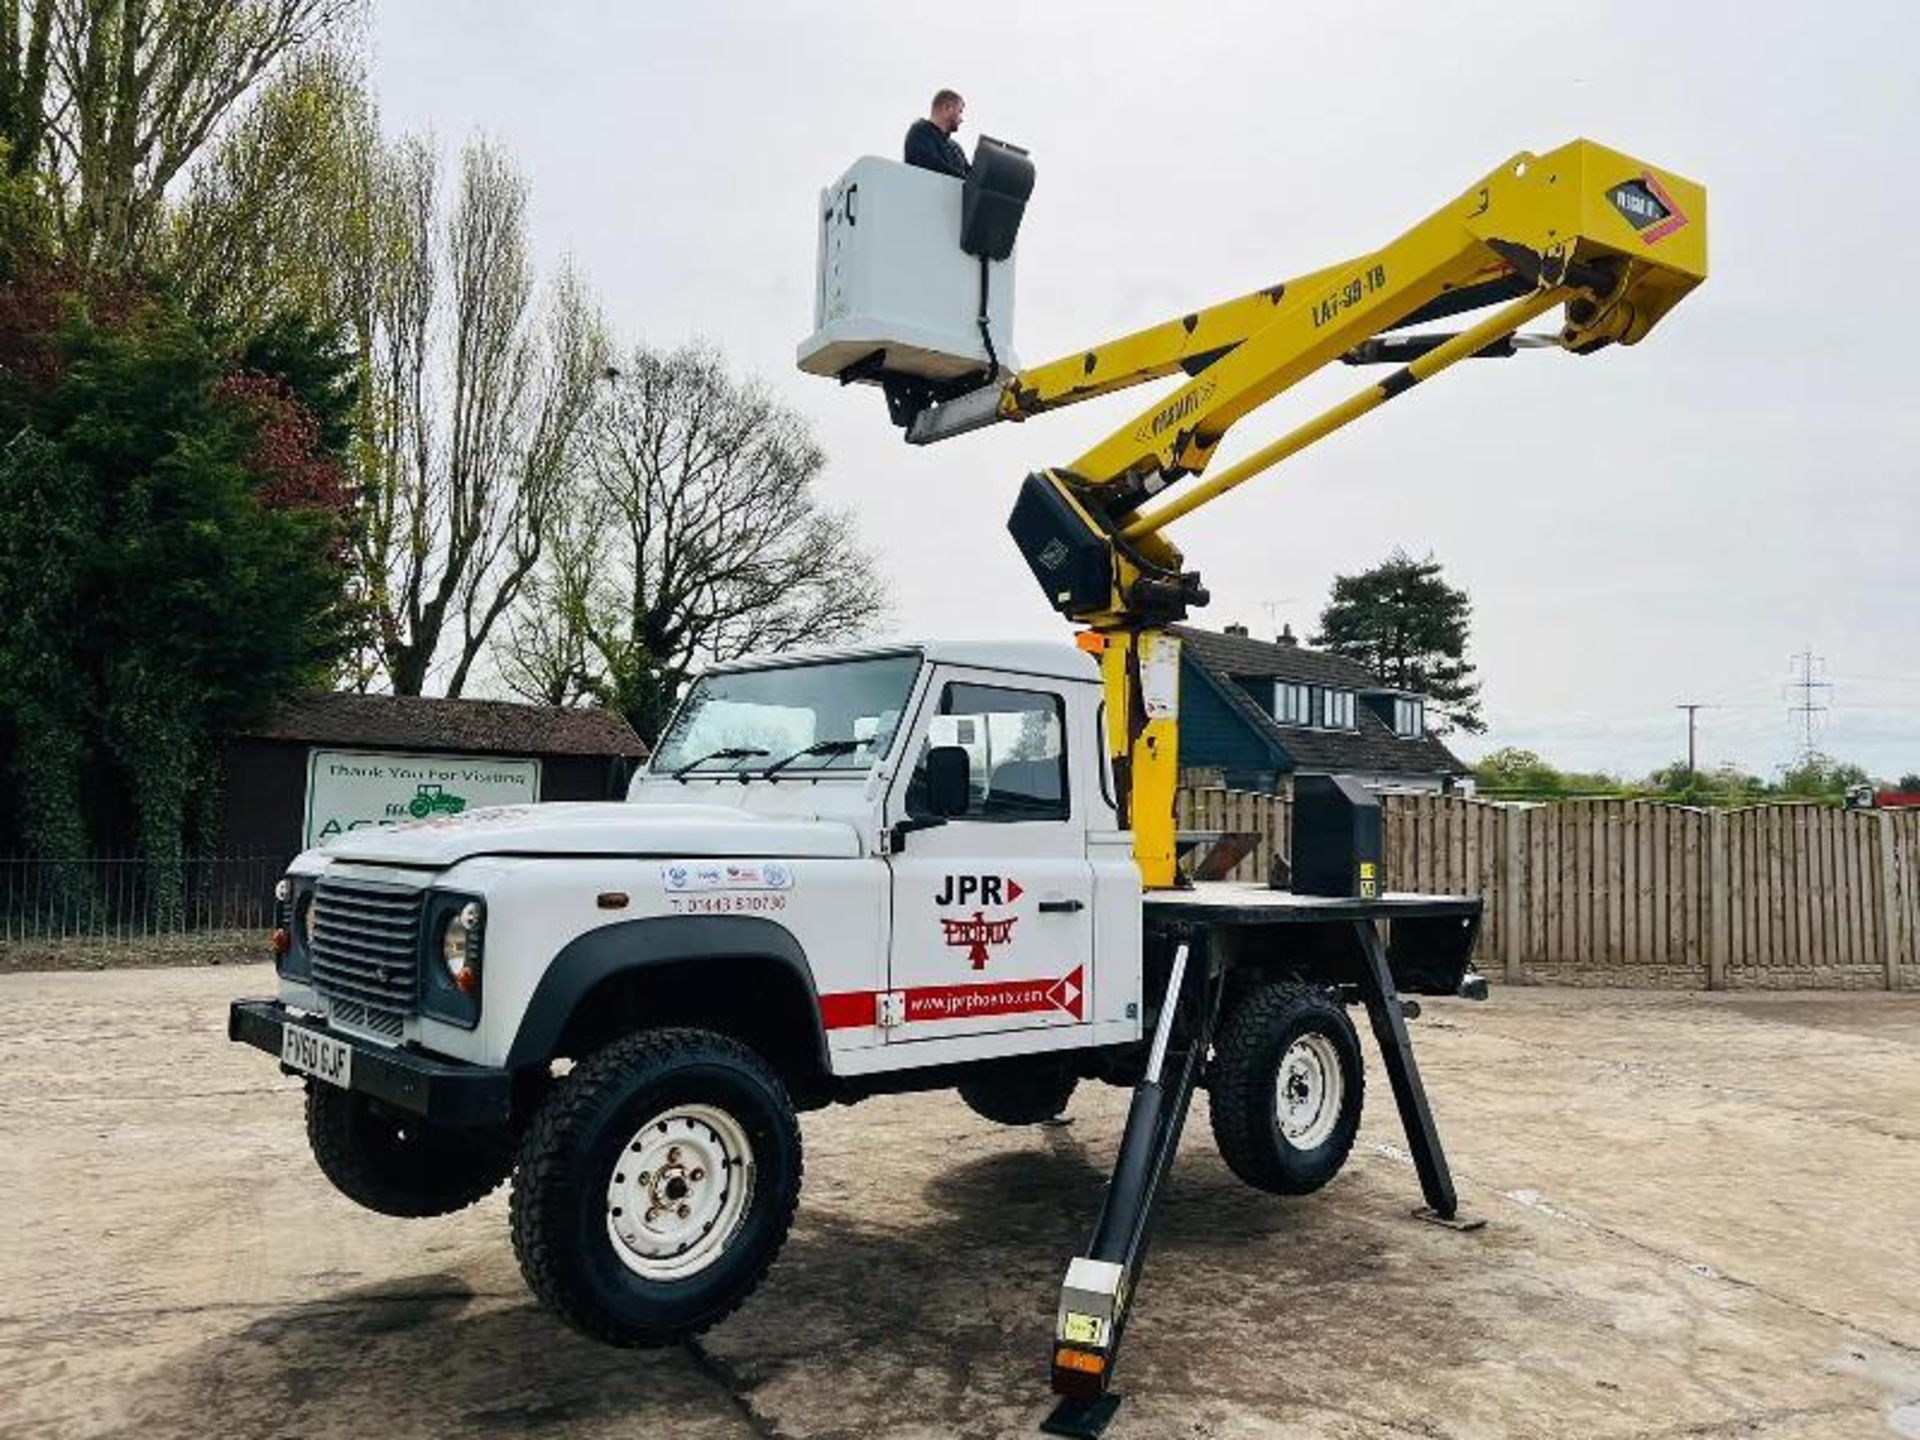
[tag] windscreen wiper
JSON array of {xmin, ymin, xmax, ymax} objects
[
  {"xmin": 758, "ymin": 738, "xmax": 862, "ymax": 780},
  {"xmin": 671, "ymin": 747, "xmax": 769, "ymax": 782}
]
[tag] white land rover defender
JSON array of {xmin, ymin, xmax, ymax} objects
[{"xmin": 231, "ymin": 640, "xmax": 1482, "ymax": 1352}]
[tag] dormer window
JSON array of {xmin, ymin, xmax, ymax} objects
[
  {"xmin": 1272, "ymin": 682, "xmax": 1357, "ymax": 730},
  {"xmin": 1393, "ymin": 696, "xmax": 1425, "ymax": 737}
]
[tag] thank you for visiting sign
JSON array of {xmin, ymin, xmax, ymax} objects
[{"xmin": 304, "ymin": 750, "xmax": 542, "ymax": 847}]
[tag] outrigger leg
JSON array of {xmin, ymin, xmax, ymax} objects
[
  {"xmin": 1042, "ymin": 931, "xmax": 1222, "ymax": 1439},
  {"xmin": 1040, "ymin": 917, "xmax": 1480, "ymax": 1435},
  {"xmin": 1348, "ymin": 918, "xmax": 1485, "ymax": 1228}
]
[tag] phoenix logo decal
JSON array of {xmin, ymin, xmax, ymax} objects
[{"xmin": 942, "ymin": 912, "xmax": 1018, "ymax": 970}]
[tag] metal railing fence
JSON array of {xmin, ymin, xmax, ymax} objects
[{"xmin": 0, "ymin": 854, "xmax": 288, "ymax": 947}]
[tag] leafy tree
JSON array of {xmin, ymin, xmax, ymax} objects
[
  {"xmin": 1899, "ymin": 773, "xmax": 1920, "ymax": 792},
  {"xmin": 1646, "ymin": 759, "xmax": 1767, "ymax": 807},
  {"xmin": 501, "ymin": 343, "xmax": 888, "ymax": 743},
  {"xmin": 1473, "ymin": 747, "xmax": 1561, "ymax": 793},
  {"xmin": 1776, "ymin": 754, "xmax": 1870, "ymax": 801},
  {"xmin": 1314, "ymin": 549, "xmax": 1483, "ymax": 734},
  {"xmin": 1471, "ymin": 747, "xmax": 1625, "ymax": 798},
  {"xmin": 0, "ymin": 429, "xmax": 93, "ymax": 868},
  {"xmin": 0, "ymin": 268, "xmax": 352, "ymax": 887},
  {"xmin": 160, "ymin": 43, "xmax": 376, "ymax": 339},
  {"xmin": 3, "ymin": 0, "xmax": 359, "ymax": 267},
  {"xmin": 159, "ymin": 59, "xmax": 604, "ymax": 697}
]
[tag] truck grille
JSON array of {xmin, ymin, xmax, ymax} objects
[{"xmin": 309, "ymin": 876, "xmax": 424, "ymax": 1036}]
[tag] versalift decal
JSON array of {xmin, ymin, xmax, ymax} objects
[
  {"xmin": 935, "ymin": 873, "xmax": 1023, "ymax": 970},
  {"xmin": 1606, "ymin": 172, "xmax": 1689, "ymax": 245}
]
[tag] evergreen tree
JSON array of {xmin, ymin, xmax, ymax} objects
[
  {"xmin": 0, "ymin": 263, "xmax": 352, "ymax": 882},
  {"xmin": 1313, "ymin": 549, "xmax": 1483, "ymax": 735}
]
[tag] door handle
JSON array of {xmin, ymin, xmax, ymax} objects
[{"xmin": 1038, "ymin": 899, "xmax": 1085, "ymax": 914}]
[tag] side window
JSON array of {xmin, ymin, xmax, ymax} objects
[{"xmin": 907, "ymin": 682, "xmax": 1069, "ymax": 821}]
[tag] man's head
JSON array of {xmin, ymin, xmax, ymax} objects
[{"xmin": 931, "ymin": 89, "xmax": 964, "ymax": 134}]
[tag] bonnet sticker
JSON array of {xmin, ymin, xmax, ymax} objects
[{"xmin": 661, "ymin": 861, "xmax": 795, "ymax": 893}]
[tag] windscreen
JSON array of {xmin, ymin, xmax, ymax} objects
[{"xmin": 649, "ymin": 653, "xmax": 922, "ymax": 776}]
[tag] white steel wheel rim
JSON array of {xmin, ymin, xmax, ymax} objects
[
  {"xmin": 1275, "ymin": 1032, "xmax": 1343, "ymax": 1150},
  {"xmin": 605, "ymin": 1103, "xmax": 756, "ymax": 1281}
]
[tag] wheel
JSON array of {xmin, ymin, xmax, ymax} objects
[
  {"xmin": 1207, "ymin": 981, "xmax": 1364, "ymax": 1196},
  {"xmin": 957, "ymin": 1064, "xmax": 1078, "ymax": 1126},
  {"xmin": 510, "ymin": 1027, "xmax": 802, "ymax": 1347},
  {"xmin": 407, "ymin": 798, "xmax": 429, "ymax": 818},
  {"xmin": 305, "ymin": 1085, "xmax": 514, "ymax": 1218}
]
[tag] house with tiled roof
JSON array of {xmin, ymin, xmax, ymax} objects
[{"xmin": 1175, "ymin": 623, "xmax": 1469, "ymax": 794}]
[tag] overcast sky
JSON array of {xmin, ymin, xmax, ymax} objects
[{"xmin": 367, "ymin": 1, "xmax": 1916, "ymax": 782}]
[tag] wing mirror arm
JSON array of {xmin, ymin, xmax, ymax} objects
[{"xmin": 888, "ymin": 814, "xmax": 948, "ymax": 852}]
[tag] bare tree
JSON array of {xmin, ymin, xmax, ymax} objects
[
  {"xmin": 496, "ymin": 472, "xmax": 608, "ymax": 707},
  {"xmin": 514, "ymin": 343, "xmax": 888, "ymax": 743},
  {"xmin": 356, "ymin": 135, "xmax": 607, "ymax": 696},
  {"xmin": 4, "ymin": 0, "xmax": 360, "ymax": 266}
]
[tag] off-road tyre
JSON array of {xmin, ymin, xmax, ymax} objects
[
  {"xmin": 1207, "ymin": 981, "xmax": 1364, "ymax": 1196},
  {"xmin": 510, "ymin": 1027, "xmax": 802, "ymax": 1347},
  {"xmin": 305, "ymin": 1085, "xmax": 514, "ymax": 1218},
  {"xmin": 957, "ymin": 1066, "xmax": 1079, "ymax": 1126}
]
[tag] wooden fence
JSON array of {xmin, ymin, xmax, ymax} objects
[{"xmin": 1175, "ymin": 787, "xmax": 1920, "ymax": 991}]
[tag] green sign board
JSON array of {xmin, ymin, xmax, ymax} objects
[{"xmin": 303, "ymin": 750, "xmax": 543, "ymax": 848}]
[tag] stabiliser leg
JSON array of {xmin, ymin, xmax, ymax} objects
[
  {"xmin": 1042, "ymin": 933, "xmax": 1222, "ymax": 1439},
  {"xmin": 1349, "ymin": 919, "xmax": 1468, "ymax": 1222}
]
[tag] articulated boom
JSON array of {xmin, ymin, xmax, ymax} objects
[{"xmin": 963, "ymin": 139, "xmax": 1707, "ymax": 888}]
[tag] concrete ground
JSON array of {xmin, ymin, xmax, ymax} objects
[{"xmin": 3, "ymin": 968, "xmax": 1918, "ymax": 1440}]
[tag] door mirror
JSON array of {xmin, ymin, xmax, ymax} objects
[{"xmin": 925, "ymin": 745, "xmax": 971, "ymax": 818}]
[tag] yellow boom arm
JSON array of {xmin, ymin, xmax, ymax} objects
[{"xmin": 923, "ymin": 139, "xmax": 1707, "ymax": 888}]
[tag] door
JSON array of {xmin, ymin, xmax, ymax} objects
[{"xmin": 884, "ymin": 673, "xmax": 1095, "ymax": 1042}]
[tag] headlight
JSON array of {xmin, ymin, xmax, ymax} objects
[
  {"xmin": 298, "ymin": 893, "xmax": 317, "ymax": 949},
  {"xmin": 440, "ymin": 901, "xmax": 484, "ymax": 994},
  {"xmin": 271, "ymin": 877, "xmax": 293, "ymax": 959}
]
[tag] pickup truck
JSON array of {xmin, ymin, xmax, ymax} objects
[{"xmin": 230, "ymin": 639, "xmax": 1482, "ymax": 1370}]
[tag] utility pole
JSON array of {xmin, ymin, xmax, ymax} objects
[
  {"xmin": 1676, "ymin": 703, "xmax": 1708, "ymax": 781},
  {"xmin": 1785, "ymin": 649, "xmax": 1832, "ymax": 763}
]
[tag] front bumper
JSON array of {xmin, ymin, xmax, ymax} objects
[{"xmin": 228, "ymin": 998, "xmax": 514, "ymax": 1127}]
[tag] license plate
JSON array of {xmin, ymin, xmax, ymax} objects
[{"xmin": 281, "ymin": 1023, "xmax": 353, "ymax": 1089}]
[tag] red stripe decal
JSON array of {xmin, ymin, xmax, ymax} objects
[
  {"xmin": 819, "ymin": 991, "xmax": 876, "ymax": 1030},
  {"xmin": 819, "ymin": 966, "xmax": 1086, "ymax": 1030}
]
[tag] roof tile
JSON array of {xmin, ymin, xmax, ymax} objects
[
  {"xmin": 1176, "ymin": 626, "xmax": 1468, "ymax": 779},
  {"xmin": 233, "ymin": 692, "xmax": 649, "ymax": 758}
]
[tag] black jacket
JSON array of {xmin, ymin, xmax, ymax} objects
[{"xmin": 904, "ymin": 118, "xmax": 969, "ymax": 179}]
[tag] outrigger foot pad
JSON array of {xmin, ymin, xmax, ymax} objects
[
  {"xmin": 1415, "ymin": 1206, "xmax": 1487, "ymax": 1232},
  {"xmin": 1041, "ymin": 1394, "xmax": 1123, "ymax": 1438}
]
